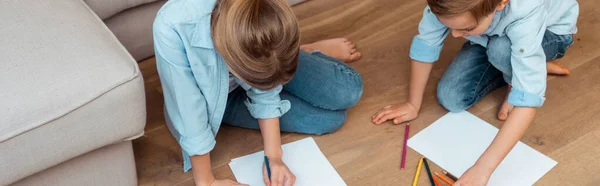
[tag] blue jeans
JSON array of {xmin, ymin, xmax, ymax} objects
[
  {"xmin": 437, "ymin": 30, "xmax": 574, "ymax": 112},
  {"xmin": 222, "ymin": 50, "xmax": 364, "ymax": 135}
]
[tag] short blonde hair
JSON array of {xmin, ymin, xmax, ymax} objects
[{"xmin": 211, "ymin": 0, "xmax": 300, "ymax": 90}]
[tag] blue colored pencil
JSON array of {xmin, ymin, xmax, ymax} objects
[{"xmin": 264, "ymin": 156, "xmax": 272, "ymax": 180}]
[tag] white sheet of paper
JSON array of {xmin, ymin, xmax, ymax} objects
[
  {"xmin": 229, "ymin": 137, "xmax": 346, "ymax": 186},
  {"xmin": 408, "ymin": 112, "xmax": 557, "ymax": 186}
]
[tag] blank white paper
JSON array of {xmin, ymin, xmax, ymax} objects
[
  {"xmin": 408, "ymin": 112, "xmax": 557, "ymax": 186},
  {"xmin": 229, "ymin": 137, "xmax": 347, "ymax": 186}
]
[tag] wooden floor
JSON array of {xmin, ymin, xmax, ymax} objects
[{"xmin": 134, "ymin": 0, "xmax": 600, "ymax": 185}]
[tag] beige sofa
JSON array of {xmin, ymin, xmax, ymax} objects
[
  {"xmin": 0, "ymin": 0, "xmax": 306, "ymax": 185},
  {"xmin": 0, "ymin": 0, "xmax": 147, "ymax": 185},
  {"xmin": 86, "ymin": 0, "xmax": 167, "ymax": 61}
]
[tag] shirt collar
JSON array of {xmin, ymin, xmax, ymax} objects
[
  {"xmin": 484, "ymin": 6, "xmax": 507, "ymax": 35},
  {"xmin": 190, "ymin": 0, "xmax": 217, "ymax": 49}
]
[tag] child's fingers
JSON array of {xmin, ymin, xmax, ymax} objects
[
  {"xmin": 274, "ymin": 172, "xmax": 285, "ymax": 186},
  {"xmin": 393, "ymin": 114, "xmax": 411, "ymax": 124},
  {"xmin": 377, "ymin": 111, "xmax": 404, "ymax": 124},
  {"xmin": 373, "ymin": 110, "xmax": 392, "ymax": 124},
  {"xmin": 372, "ymin": 109, "xmax": 383, "ymax": 120},
  {"xmin": 372, "ymin": 106, "xmax": 390, "ymax": 119},
  {"xmin": 284, "ymin": 173, "xmax": 295, "ymax": 186},
  {"xmin": 497, "ymin": 100, "xmax": 514, "ymax": 121},
  {"xmin": 263, "ymin": 164, "xmax": 271, "ymax": 186}
]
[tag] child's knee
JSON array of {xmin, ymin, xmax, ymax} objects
[
  {"xmin": 437, "ymin": 94, "xmax": 469, "ymax": 112},
  {"xmin": 323, "ymin": 73, "xmax": 363, "ymax": 110},
  {"xmin": 437, "ymin": 81, "xmax": 470, "ymax": 112},
  {"xmin": 338, "ymin": 76, "xmax": 363, "ymax": 108},
  {"xmin": 308, "ymin": 112, "xmax": 347, "ymax": 135}
]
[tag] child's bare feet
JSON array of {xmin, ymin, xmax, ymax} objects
[
  {"xmin": 498, "ymin": 86, "xmax": 514, "ymax": 121},
  {"xmin": 547, "ymin": 61, "xmax": 570, "ymax": 75},
  {"xmin": 300, "ymin": 38, "xmax": 361, "ymax": 63}
]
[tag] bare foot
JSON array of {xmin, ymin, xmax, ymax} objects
[
  {"xmin": 498, "ymin": 86, "xmax": 514, "ymax": 121},
  {"xmin": 300, "ymin": 38, "xmax": 361, "ymax": 63},
  {"xmin": 547, "ymin": 61, "xmax": 570, "ymax": 75}
]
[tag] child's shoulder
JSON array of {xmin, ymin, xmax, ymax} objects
[
  {"xmin": 506, "ymin": 0, "xmax": 544, "ymax": 17},
  {"xmin": 156, "ymin": 0, "xmax": 215, "ymax": 25}
]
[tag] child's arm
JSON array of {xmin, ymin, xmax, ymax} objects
[
  {"xmin": 407, "ymin": 60, "xmax": 434, "ymax": 112},
  {"xmin": 372, "ymin": 60, "xmax": 433, "ymax": 125},
  {"xmin": 373, "ymin": 6, "xmax": 448, "ymax": 125},
  {"xmin": 259, "ymin": 118, "xmax": 296, "ymax": 186},
  {"xmin": 234, "ymin": 79, "xmax": 294, "ymax": 185},
  {"xmin": 456, "ymin": 107, "xmax": 536, "ymax": 185},
  {"xmin": 190, "ymin": 154, "xmax": 215, "ymax": 186},
  {"xmin": 259, "ymin": 118, "xmax": 283, "ymax": 158},
  {"xmin": 190, "ymin": 118, "xmax": 294, "ymax": 186},
  {"xmin": 191, "ymin": 154, "xmax": 249, "ymax": 186}
]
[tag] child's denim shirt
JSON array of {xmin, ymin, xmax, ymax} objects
[
  {"xmin": 410, "ymin": 0, "xmax": 579, "ymax": 107},
  {"xmin": 153, "ymin": 0, "xmax": 290, "ymax": 172}
]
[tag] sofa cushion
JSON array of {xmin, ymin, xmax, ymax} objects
[
  {"xmin": 85, "ymin": 0, "xmax": 160, "ymax": 20},
  {"xmin": 0, "ymin": 0, "xmax": 145, "ymax": 184},
  {"xmin": 12, "ymin": 142, "xmax": 137, "ymax": 186},
  {"xmin": 106, "ymin": 0, "xmax": 167, "ymax": 61}
]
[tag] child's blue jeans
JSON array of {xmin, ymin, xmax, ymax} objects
[
  {"xmin": 437, "ymin": 30, "xmax": 574, "ymax": 112},
  {"xmin": 222, "ymin": 50, "xmax": 364, "ymax": 135}
]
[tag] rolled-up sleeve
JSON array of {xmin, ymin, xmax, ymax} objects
[
  {"xmin": 409, "ymin": 6, "xmax": 450, "ymax": 63},
  {"xmin": 154, "ymin": 17, "xmax": 216, "ymax": 157},
  {"xmin": 506, "ymin": 3, "xmax": 547, "ymax": 107},
  {"xmin": 235, "ymin": 79, "xmax": 291, "ymax": 119}
]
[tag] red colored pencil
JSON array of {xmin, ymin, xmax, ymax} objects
[{"xmin": 401, "ymin": 123, "xmax": 410, "ymax": 169}]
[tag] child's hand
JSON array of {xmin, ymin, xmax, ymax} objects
[
  {"xmin": 263, "ymin": 158, "xmax": 296, "ymax": 186},
  {"xmin": 372, "ymin": 102, "xmax": 419, "ymax": 125},
  {"xmin": 209, "ymin": 179, "xmax": 249, "ymax": 186},
  {"xmin": 454, "ymin": 165, "xmax": 492, "ymax": 186}
]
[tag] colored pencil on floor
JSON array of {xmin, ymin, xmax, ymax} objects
[
  {"xmin": 435, "ymin": 172, "xmax": 455, "ymax": 185},
  {"xmin": 412, "ymin": 157, "xmax": 424, "ymax": 186},
  {"xmin": 422, "ymin": 158, "xmax": 435, "ymax": 186},
  {"xmin": 401, "ymin": 123, "xmax": 410, "ymax": 169},
  {"xmin": 432, "ymin": 175, "xmax": 442, "ymax": 186},
  {"xmin": 442, "ymin": 170, "xmax": 458, "ymax": 181}
]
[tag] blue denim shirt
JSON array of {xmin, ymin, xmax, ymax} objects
[
  {"xmin": 410, "ymin": 0, "xmax": 579, "ymax": 107},
  {"xmin": 153, "ymin": 0, "xmax": 291, "ymax": 172}
]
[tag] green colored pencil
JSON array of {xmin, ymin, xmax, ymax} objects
[{"xmin": 422, "ymin": 158, "xmax": 435, "ymax": 186}]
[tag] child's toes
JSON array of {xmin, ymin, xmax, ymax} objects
[
  {"xmin": 350, "ymin": 48, "xmax": 357, "ymax": 54},
  {"xmin": 348, "ymin": 52, "xmax": 361, "ymax": 62},
  {"xmin": 547, "ymin": 62, "xmax": 571, "ymax": 75}
]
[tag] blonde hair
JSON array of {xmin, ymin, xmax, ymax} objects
[
  {"xmin": 428, "ymin": 0, "xmax": 503, "ymax": 20},
  {"xmin": 211, "ymin": 0, "xmax": 300, "ymax": 90}
]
